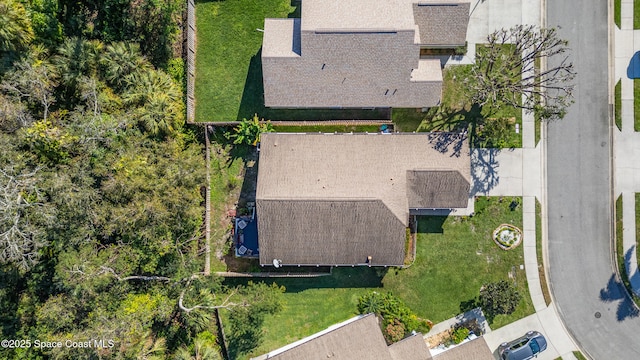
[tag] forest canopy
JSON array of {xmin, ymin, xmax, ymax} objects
[{"xmin": 0, "ymin": 1, "xmax": 282, "ymax": 358}]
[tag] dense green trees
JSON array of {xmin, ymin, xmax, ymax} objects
[{"xmin": 0, "ymin": 1, "xmax": 276, "ymax": 359}]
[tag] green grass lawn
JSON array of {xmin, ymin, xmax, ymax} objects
[
  {"xmin": 635, "ymin": 79, "xmax": 640, "ymax": 131},
  {"xmin": 208, "ymin": 131, "xmax": 253, "ymax": 271},
  {"xmin": 615, "ymin": 0, "xmax": 621, "ymax": 28},
  {"xmin": 636, "ymin": 0, "xmax": 640, "ymax": 29},
  {"xmin": 384, "ymin": 197, "xmax": 533, "ymax": 329},
  {"xmin": 573, "ymin": 351, "xmax": 588, "ymax": 360},
  {"xmin": 222, "ymin": 268, "xmax": 383, "ymax": 359},
  {"xmin": 221, "ymin": 197, "xmax": 533, "ymax": 358},
  {"xmin": 194, "ymin": 0, "xmax": 295, "ymax": 122},
  {"xmin": 393, "ymin": 62, "xmax": 522, "ymax": 148},
  {"xmin": 534, "ymin": 57, "xmax": 541, "ymax": 146},
  {"xmin": 616, "ymin": 80, "xmax": 622, "ymax": 131},
  {"xmin": 615, "ymin": 195, "xmax": 640, "ymax": 305},
  {"xmin": 535, "ymin": 198, "xmax": 551, "ymax": 306}
]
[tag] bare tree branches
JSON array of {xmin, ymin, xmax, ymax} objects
[
  {"xmin": 178, "ymin": 275, "xmax": 247, "ymax": 313},
  {"xmin": 99, "ymin": 266, "xmax": 172, "ymax": 282},
  {"xmin": 0, "ymin": 168, "xmax": 50, "ymax": 271},
  {"xmin": 0, "ymin": 49, "xmax": 58, "ymax": 122},
  {"xmin": 469, "ymin": 25, "xmax": 576, "ymax": 121}
]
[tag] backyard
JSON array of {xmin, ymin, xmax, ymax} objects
[
  {"xmin": 194, "ymin": 0, "xmax": 389, "ymax": 122},
  {"xmin": 221, "ymin": 196, "xmax": 533, "ymax": 359},
  {"xmin": 194, "ymin": 0, "xmax": 294, "ymax": 122}
]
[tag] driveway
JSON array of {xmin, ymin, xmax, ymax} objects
[{"xmin": 483, "ymin": 307, "xmax": 577, "ymax": 360}]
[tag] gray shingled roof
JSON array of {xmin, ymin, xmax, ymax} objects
[
  {"xmin": 412, "ymin": 2, "xmax": 470, "ymax": 46},
  {"xmin": 389, "ymin": 334, "xmax": 433, "ymax": 360},
  {"xmin": 262, "ymin": 30, "xmax": 442, "ymax": 108},
  {"xmin": 256, "ymin": 133, "xmax": 470, "ymax": 266},
  {"xmin": 255, "ymin": 314, "xmax": 394, "ymax": 360},
  {"xmin": 257, "ymin": 199, "xmax": 406, "ymax": 266},
  {"xmin": 432, "ymin": 338, "xmax": 494, "ymax": 360},
  {"xmin": 407, "ymin": 170, "xmax": 470, "ymax": 209},
  {"xmin": 261, "ymin": 0, "xmax": 470, "ymax": 108}
]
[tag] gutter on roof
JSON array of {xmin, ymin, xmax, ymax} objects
[{"xmin": 420, "ymin": 43, "xmax": 467, "ymax": 48}]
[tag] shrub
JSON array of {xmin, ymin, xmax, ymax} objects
[
  {"xmin": 385, "ymin": 319, "xmax": 406, "ymax": 343},
  {"xmin": 479, "ymin": 280, "xmax": 521, "ymax": 317},
  {"xmin": 357, "ymin": 291, "xmax": 432, "ymax": 343},
  {"xmin": 225, "ymin": 114, "xmax": 274, "ymax": 146},
  {"xmin": 451, "ymin": 327, "xmax": 470, "ymax": 344}
]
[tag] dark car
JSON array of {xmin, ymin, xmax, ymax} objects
[{"xmin": 498, "ymin": 331, "xmax": 548, "ymax": 360}]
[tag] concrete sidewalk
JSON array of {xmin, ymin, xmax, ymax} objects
[
  {"xmin": 614, "ymin": 0, "xmax": 640, "ymax": 296},
  {"xmin": 457, "ymin": 0, "xmax": 582, "ymax": 358}
]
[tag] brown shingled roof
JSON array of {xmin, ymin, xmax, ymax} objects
[
  {"xmin": 432, "ymin": 338, "xmax": 494, "ymax": 360},
  {"xmin": 257, "ymin": 199, "xmax": 406, "ymax": 266},
  {"xmin": 256, "ymin": 314, "xmax": 394, "ymax": 360},
  {"xmin": 389, "ymin": 334, "xmax": 433, "ymax": 360},
  {"xmin": 256, "ymin": 133, "xmax": 470, "ymax": 266},
  {"xmin": 253, "ymin": 314, "xmax": 434, "ymax": 360}
]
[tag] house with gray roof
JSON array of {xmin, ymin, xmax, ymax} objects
[
  {"xmin": 261, "ymin": 0, "xmax": 470, "ymax": 108},
  {"xmin": 256, "ymin": 132, "xmax": 471, "ymax": 267},
  {"xmin": 251, "ymin": 313, "xmax": 432, "ymax": 360}
]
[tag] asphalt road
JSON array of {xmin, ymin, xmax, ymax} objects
[{"xmin": 546, "ymin": 1, "xmax": 640, "ymax": 359}]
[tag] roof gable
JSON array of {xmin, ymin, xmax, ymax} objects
[
  {"xmin": 412, "ymin": 2, "xmax": 471, "ymax": 46},
  {"xmin": 407, "ymin": 170, "xmax": 470, "ymax": 209},
  {"xmin": 389, "ymin": 334, "xmax": 433, "ymax": 360}
]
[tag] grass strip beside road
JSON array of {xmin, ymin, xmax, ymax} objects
[
  {"xmin": 636, "ymin": 0, "xmax": 640, "ymax": 29},
  {"xmin": 615, "ymin": 195, "xmax": 640, "ymax": 306},
  {"xmin": 536, "ymin": 198, "xmax": 551, "ymax": 306},
  {"xmin": 616, "ymin": 80, "xmax": 622, "ymax": 131}
]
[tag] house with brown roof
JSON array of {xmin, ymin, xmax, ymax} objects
[
  {"xmin": 251, "ymin": 313, "xmax": 494, "ymax": 360},
  {"xmin": 251, "ymin": 313, "xmax": 432, "ymax": 360},
  {"xmin": 256, "ymin": 132, "xmax": 471, "ymax": 267},
  {"xmin": 261, "ymin": 0, "xmax": 470, "ymax": 108}
]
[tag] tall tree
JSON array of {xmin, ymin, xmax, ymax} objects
[
  {"xmin": 0, "ymin": 167, "xmax": 53, "ymax": 271},
  {"xmin": 1, "ymin": 46, "xmax": 58, "ymax": 121},
  {"xmin": 54, "ymin": 37, "xmax": 103, "ymax": 103},
  {"xmin": 0, "ymin": 0, "xmax": 34, "ymax": 53},
  {"xmin": 469, "ymin": 25, "xmax": 576, "ymax": 121},
  {"xmin": 100, "ymin": 42, "xmax": 151, "ymax": 90},
  {"xmin": 123, "ymin": 69, "xmax": 184, "ymax": 136}
]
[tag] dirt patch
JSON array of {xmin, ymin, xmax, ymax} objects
[{"xmin": 426, "ymin": 329, "xmax": 453, "ymax": 348}]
